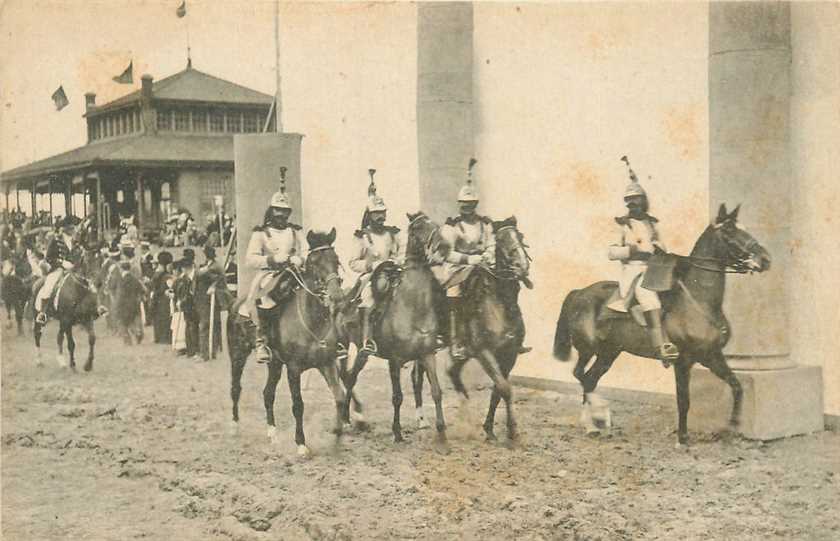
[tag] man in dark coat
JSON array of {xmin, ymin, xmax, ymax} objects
[
  {"xmin": 150, "ymin": 251, "xmax": 174, "ymax": 344},
  {"xmin": 174, "ymin": 253, "xmax": 199, "ymax": 357}
]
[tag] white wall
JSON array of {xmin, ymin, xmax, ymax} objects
[
  {"xmin": 790, "ymin": 2, "xmax": 840, "ymax": 415},
  {"xmin": 473, "ymin": 3, "xmax": 709, "ymax": 394}
]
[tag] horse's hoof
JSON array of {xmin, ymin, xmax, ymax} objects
[
  {"xmin": 266, "ymin": 426, "xmax": 281, "ymax": 445},
  {"xmin": 484, "ymin": 431, "xmax": 497, "ymax": 442},
  {"xmin": 434, "ymin": 438, "xmax": 450, "ymax": 455},
  {"xmin": 296, "ymin": 445, "xmax": 312, "ymax": 459},
  {"xmin": 350, "ymin": 409, "xmax": 366, "ymax": 424},
  {"xmin": 394, "ymin": 433, "xmax": 404, "ymax": 444},
  {"xmin": 416, "ymin": 416, "xmax": 431, "ymax": 430},
  {"xmin": 585, "ymin": 427, "xmax": 601, "ymax": 437}
]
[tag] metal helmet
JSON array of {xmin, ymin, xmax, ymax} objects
[
  {"xmin": 269, "ymin": 166, "xmax": 293, "ymax": 210},
  {"xmin": 457, "ymin": 158, "xmax": 480, "ymax": 202},
  {"xmin": 620, "ymin": 155, "xmax": 648, "ymax": 199},
  {"xmin": 365, "ymin": 169, "xmax": 387, "ymax": 212}
]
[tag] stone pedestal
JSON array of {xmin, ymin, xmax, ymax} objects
[
  {"xmin": 233, "ymin": 133, "xmax": 303, "ymax": 291},
  {"xmin": 688, "ymin": 365, "xmax": 824, "ymax": 440}
]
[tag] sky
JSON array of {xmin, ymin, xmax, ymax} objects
[{"xmin": 0, "ymin": 0, "xmax": 421, "ymax": 253}]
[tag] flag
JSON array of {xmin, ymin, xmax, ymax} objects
[
  {"xmin": 51, "ymin": 86, "xmax": 69, "ymax": 111},
  {"xmin": 176, "ymin": 0, "xmax": 186, "ymax": 18},
  {"xmin": 112, "ymin": 61, "xmax": 133, "ymax": 84}
]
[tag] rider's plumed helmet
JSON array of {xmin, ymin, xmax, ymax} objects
[
  {"xmin": 457, "ymin": 158, "xmax": 480, "ymax": 202},
  {"xmin": 269, "ymin": 166, "xmax": 293, "ymax": 210},
  {"xmin": 366, "ymin": 169, "xmax": 387, "ymax": 212},
  {"xmin": 620, "ymin": 155, "xmax": 648, "ymax": 199}
]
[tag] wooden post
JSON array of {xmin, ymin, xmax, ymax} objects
[{"xmin": 48, "ymin": 177, "xmax": 53, "ymax": 219}]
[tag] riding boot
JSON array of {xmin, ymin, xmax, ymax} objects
[
  {"xmin": 361, "ymin": 308, "xmax": 378, "ymax": 354},
  {"xmin": 644, "ymin": 308, "xmax": 679, "ymax": 365},
  {"xmin": 254, "ymin": 309, "xmax": 273, "ymax": 364},
  {"xmin": 449, "ymin": 297, "xmax": 467, "ymax": 361}
]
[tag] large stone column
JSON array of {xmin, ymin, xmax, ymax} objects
[
  {"xmin": 692, "ymin": 2, "xmax": 823, "ymax": 439},
  {"xmin": 417, "ymin": 2, "xmax": 474, "ymax": 223},
  {"xmin": 233, "ymin": 133, "xmax": 303, "ymax": 292},
  {"xmin": 709, "ymin": 1, "xmax": 791, "ymax": 370}
]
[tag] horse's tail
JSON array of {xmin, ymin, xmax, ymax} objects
[{"xmin": 553, "ymin": 289, "xmax": 578, "ymax": 362}]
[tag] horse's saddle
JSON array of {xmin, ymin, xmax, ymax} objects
[
  {"xmin": 600, "ymin": 254, "xmax": 679, "ymax": 327},
  {"xmin": 340, "ymin": 261, "xmax": 403, "ymax": 325},
  {"xmin": 254, "ymin": 268, "xmax": 298, "ymax": 307}
]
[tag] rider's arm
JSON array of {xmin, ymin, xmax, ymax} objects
[
  {"xmin": 245, "ymin": 231, "xmax": 269, "ymax": 269},
  {"xmin": 608, "ymin": 223, "xmax": 631, "ymax": 261},
  {"xmin": 348, "ymin": 236, "xmax": 369, "ymax": 273},
  {"xmin": 480, "ymin": 222, "xmax": 496, "ymax": 266},
  {"xmin": 443, "ymin": 225, "xmax": 471, "ymax": 265},
  {"xmin": 392, "ymin": 231, "xmax": 404, "ymax": 265}
]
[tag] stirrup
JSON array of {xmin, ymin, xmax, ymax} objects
[
  {"xmin": 255, "ymin": 341, "xmax": 272, "ymax": 364},
  {"xmin": 336, "ymin": 342, "xmax": 349, "ymax": 362},
  {"xmin": 35, "ymin": 312, "xmax": 48, "ymax": 324},
  {"xmin": 657, "ymin": 343, "xmax": 680, "ymax": 362},
  {"xmin": 449, "ymin": 343, "xmax": 467, "ymax": 362},
  {"xmin": 362, "ymin": 339, "xmax": 378, "ymax": 355}
]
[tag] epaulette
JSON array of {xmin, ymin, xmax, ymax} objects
[
  {"xmin": 446, "ymin": 216, "xmax": 492, "ymax": 226},
  {"xmin": 289, "ymin": 223, "xmax": 302, "ymax": 231},
  {"xmin": 354, "ymin": 229, "xmax": 365, "ymax": 238},
  {"xmin": 615, "ymin": 214, "xmax": 658, "ymax": 226}
]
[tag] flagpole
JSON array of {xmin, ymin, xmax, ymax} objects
[
  {"xmin": 186, "ymin": 11, "xmax": 192, "ymax": 68},
  {"xmin": 274, "ymin": 0, "xmax": 283, "ymax": 132}
]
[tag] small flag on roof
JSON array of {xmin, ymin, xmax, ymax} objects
[
  {"xmin": 51, "ymin": 86, "xmax": 69, "ymax": 111},
  {"xmin": 113, "ymin": 61, "xmax": 133, "ymax": 84},
  {"xmin": 176, "ymin": 0, "xmax": 186, "ymax": 18}
]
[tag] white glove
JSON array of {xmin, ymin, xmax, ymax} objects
[
  {"xmin": 466, "ymin": 255, "xmax": 482, "ymax": 266},
  {"xmin": 289, "ymin": 255, "xmax": 303, "ymax": 267}
]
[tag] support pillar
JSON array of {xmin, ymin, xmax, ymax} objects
[
  {"xmin": 233, "ymin": 133, "xmax": 303, "ymax": 292},
  {"xmin": 417, "ymin": 2, "xmax": 474, "ymax": 223},
  {"xmin": 691, "ymin": 2, "xmax": 823, "ymax": 439}
]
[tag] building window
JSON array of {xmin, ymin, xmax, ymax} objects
[
  {"xmin": 157, "ymin": 109, "xmax": 171, "ymax": 131},
  {"xmin": 209, "ymin": 110, "xmax": 224, "ymax": 132},
  {"xmin": 174, "ymin": 109, "xmax": 190, "ymax": 131},
  {"xmin": 201, "ymin": 175, "xmax": 229, "ymax": 217},
  {"xmin": 193, "ymin": 109, "xmax": 208, "ymax": 132},
  {"xmin": 243, "ymin": 112, "xmax": 258, "ymax": 133},
  {"xmin": 226, "ymin": 110, "xmax": 242, "ymax": 133}
]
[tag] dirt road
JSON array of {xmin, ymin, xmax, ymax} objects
[{"xmin": 2, "ymin": 320, "xmax": 838, "ymax": 540}]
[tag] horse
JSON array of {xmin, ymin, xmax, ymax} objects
[
  {"xmin": 32, "ymin": 271, "xmax": 103, "ymax": 371},
  {"xmin": 339, "ymin": 211, "xmax": 451, "ymax": 447},
  {"xmin": 1, "ymin": 252, "xmax": 33, "ymax": 335},
  {"xmin": 445, "ymin": 216, "xmax": 533, "ymax": 441},
  {"xmin": 227, "ymin": 228, "xmax": 346, "ymax": 457},
  {"xmin": 553, "ymin": 204, "xmax": 771, "ymax": 445},
  {"xmin": 112, "ymin": 268, "xmax": 146, "ymax": 345},
  {"xmin": 98, "ymin": 259, "xmax": 122, "ymax": 334}
]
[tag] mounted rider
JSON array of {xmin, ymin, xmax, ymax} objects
[
  {"xmin": 436, "ymin": 159, "xmax": 496, "ymax": 361},
  {"xmin": 348, "ymin": 169, "xmax": 403, "ymax": 354},
  {"xmin": 607, "ymin": 156, "xmax": 679, "ymax": 363},
  {"xmin": 34, "ymin": 217, "xmax": 76, "ymax": 323},
  {"xmin": 237, "ymin": 167, "xmax": 304, "ymax": 363}
]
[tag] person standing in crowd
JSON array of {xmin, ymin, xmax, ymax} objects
[
  {"xmin": 174, "ymin": 251, "xmax": 199, "ymax": 358},
  {"xmin": 150, "ymin": 251, "xmax": 174, "ymax": 344}
]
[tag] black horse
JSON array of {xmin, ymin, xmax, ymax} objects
[
  {"xmin": 32, "ymin": 271, "xmax": 103, "ymax": 371},
  {"xmin": 553, "ymin": 204, "xmax": 771, "ymax": 445},
  {"xmin": 227, "ymin": 229, "xmax": 346, "ymax": 457},
  {"xmin": 446, "ymin": 217, "xmax": 532, "ymax": 441},
  {"xmin": 1, "ymin": 251, "xmax": 32, "ymax": 335},
  {"xmin": 339, "ymin": 212, "xmax": 451, "ymax": 447}
]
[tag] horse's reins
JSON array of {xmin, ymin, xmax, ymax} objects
[{"xmin": 291, "ymin": 245, "xmax": 339, "ymax": 349}]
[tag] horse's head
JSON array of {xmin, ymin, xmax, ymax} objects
[
  {"xmin": 708, "ymin": 204, "xmax": 771, "ymax": 273},
  {"xmin": 492, "ymin": 216, "xmax": 532, "ymax": 287},
  {"xmin": 305, "ymin": 228, "xmax": 343, "ymax": 305},
  {"xmin": 406, "ymin": 211, "xmax": 450, "ymax": 265}
]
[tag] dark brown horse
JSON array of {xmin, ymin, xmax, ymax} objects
[
  {"xmin": 553, "ymin": 204, "xmax": 771, "ymax": 445},
  {"xmin": 112, "ymin": 269, "xmax": 146, "ymax": 345},
  {"xmin": 1, "ymin": 251, "xmax": 32, "ymax": 335},
  {"xmin": 339, "ymin": 211, "xmax": 451, "ymax": 447},
  {"xmin": 227, "ymin": 229, "xmax": 346, "ymax": 457},
  {"xmin": 32, "ymin": 271, "xmax": 103, "ymax": 371},
  {"xmin": 446, "ymin": 216, "xmax": 532, "ymax": 441}
]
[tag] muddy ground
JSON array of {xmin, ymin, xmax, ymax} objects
[{"xmin": 2, "ymin": 319, "xmax": 838, "ymax": 541}]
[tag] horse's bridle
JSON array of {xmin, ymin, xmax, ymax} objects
[
  {"xmin": 283, "ymin": 245, "xmax": 341, "ymax": 305},
  {"xmin": 494, "ymin": 225, "xmax": 532, "ymax": 284},
  {"xmin": 683, "ymin": 223, "xmax": 761, "ymax": 274},
  {"xmin": 408, "ymin": 214, "xmax": 443, "ymax": 263}
]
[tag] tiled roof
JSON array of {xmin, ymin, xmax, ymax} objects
[
  {"xmin": 89, "ymin": 67, "xmax": 274, "ymax": 114},
  {"xmin": 1, "ymin": 134, "xmax": 234, "ymax": 182}
]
